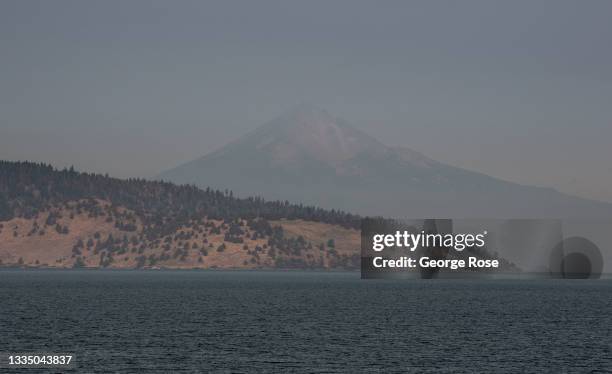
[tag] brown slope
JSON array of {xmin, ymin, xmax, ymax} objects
[{"xmin": 0, "ymin": 200, "xmax": 360, "ymax": 270}]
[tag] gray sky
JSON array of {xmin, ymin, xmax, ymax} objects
[{"xmin": 1, "ymin": 0, "xmax": 611, "ymax": 202}]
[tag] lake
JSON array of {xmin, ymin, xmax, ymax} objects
[{"xmin": 0, "ymin": 270, "xmax": 610, "ymax": 373}]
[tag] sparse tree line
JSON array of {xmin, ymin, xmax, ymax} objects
[{"xmin": 0, "ymin": 161, "xmax": 360, "ymax": 228}]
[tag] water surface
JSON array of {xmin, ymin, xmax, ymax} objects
[{"xmin": 0, "ymin": 270, "xmax": 610, "ymax": 373}]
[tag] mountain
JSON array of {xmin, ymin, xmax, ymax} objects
[{"xmin": 159, "ymin": 105, "xmax": 612, "ymax": 219}]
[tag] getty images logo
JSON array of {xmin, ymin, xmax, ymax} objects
[{"xmin": 371, "ymin": 230, "xmax": 488, "ymax": 252}]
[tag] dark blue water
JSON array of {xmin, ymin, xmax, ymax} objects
[{"xmin": 0, "ymin": 270, "xmax": 611, "ymax": 373}]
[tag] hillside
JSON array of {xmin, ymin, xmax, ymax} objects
[
  {"xmin": 0, "ymin": 161, "xmax": 519, "ymax": 271},
  {"xmin": 0, "ymin": 161, "xmax": 360, "ymax": 269}
]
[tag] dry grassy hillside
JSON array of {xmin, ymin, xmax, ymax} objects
[{"xmin": 0, "ymin": 200, "xmax": 360, "ymax": 269}]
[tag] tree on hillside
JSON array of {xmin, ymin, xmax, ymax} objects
[{"xmin": 0, "ymin": 195, "xmax": 12, "ymax": 221}]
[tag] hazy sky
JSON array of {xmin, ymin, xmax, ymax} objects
[{"xmin": 1, "ymin": 1, "xmax": 611, "ymax": 202}]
